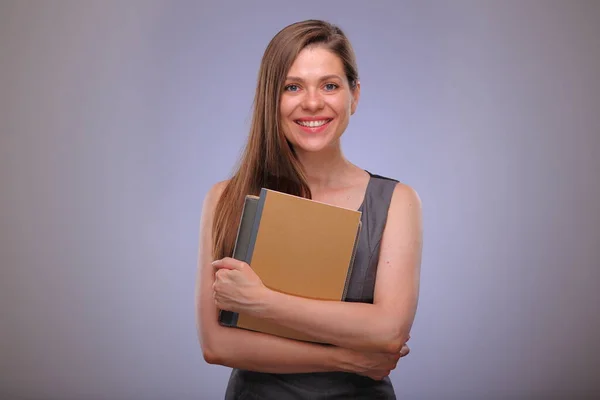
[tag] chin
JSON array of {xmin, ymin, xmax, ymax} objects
[
  {"xmin": 293, "ymin": 143, "xmax": 330, "ymax": 154},
  {"xmin": 285, "ymin": 124, "xmax": 341, "ymax": 154},
  {"xmin": 289, "ymin": 134, "xmax": 338, "ymax": 154}
]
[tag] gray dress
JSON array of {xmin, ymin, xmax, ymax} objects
[{"xmin": 224, "ymin": 171, "xmax": 399, "ymax": 400}]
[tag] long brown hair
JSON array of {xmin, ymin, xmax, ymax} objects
[{"xmin": 212, "ymin": 19, "xmax": 359, "ymax": 260}]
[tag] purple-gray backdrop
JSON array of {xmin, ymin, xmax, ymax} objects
[{"xmin": 1, "ymin": 1, "xmax": 599, "ymax": 399}]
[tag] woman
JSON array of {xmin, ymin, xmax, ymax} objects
[{"xmin": 195, "ymin": 19, "xmax": 422, "ymax": 399}]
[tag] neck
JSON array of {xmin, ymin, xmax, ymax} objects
[{"xmin": 294, "ymin": 142, "xmax": 354, "ymax": 189}]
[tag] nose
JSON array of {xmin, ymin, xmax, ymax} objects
[{"xmin": 301, "ymin": 88, "xmax": 325, "ymax": 112}]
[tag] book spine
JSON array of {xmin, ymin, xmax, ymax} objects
[
  {"xmin": 245, "ymin": 188, "xmax": 268, "ymax": 262},
  {"xmin": 218, "ymin": 191, "xmax": 266, "ymax": 326},
  {"xmin": 342, "ymin": 219, "xmax": 362, "ymax": 301}
]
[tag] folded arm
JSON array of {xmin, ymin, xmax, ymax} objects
[
  {"xmin": 196, "ymin": 181, "xmax": 402, "ymax": 377},
  {"xmin": 200, "ymin": 309, "xmax": 351, "ymax": 374},
  {"xmin": 214, "ymin": 183, "xmax": 422, "ymax": 354}
]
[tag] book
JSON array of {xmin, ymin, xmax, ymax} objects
[{"xmin": 218, "ymin": 188, "xmax": 362, "ymax": 343}]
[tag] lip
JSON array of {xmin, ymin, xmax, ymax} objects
[
  {"xmin": 293, "ymin": 117, "xmax": 333, "ymax": 134},
  {"xmin": 294, "ymin": 116, "xmax": 333, "ymax": 121}
]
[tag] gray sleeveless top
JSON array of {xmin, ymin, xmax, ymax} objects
[{"xmin": 224, "ymin": 171, "xmax": 399, "ymax": 400}]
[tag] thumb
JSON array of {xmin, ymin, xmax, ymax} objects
[{"xmin": 211, "ymin": 258, "xmax": 244, "ymax": 271}]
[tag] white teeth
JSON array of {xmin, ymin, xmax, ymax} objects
[{"xmin": 296, "ymin": 119, "xmax": 330, "ymax": 128}]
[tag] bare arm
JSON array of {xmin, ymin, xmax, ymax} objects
[
  {"xmin": 214, "ymin": 183, "xmax": 422, "ymax": 354},
  {"xmin": 196, "ymin": 182, "xmax": 402, "ymax": 376}
]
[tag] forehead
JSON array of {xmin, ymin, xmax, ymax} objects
[{"xmin": 287, "ymin": 46, "xmax": 345, "ymax": 79}]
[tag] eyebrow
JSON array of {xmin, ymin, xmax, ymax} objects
[{"xmin": 285, "ymin": 74, "xmax": 344, "ymax": 82}]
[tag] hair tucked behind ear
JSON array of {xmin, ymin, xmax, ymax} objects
[{"xmin": 212, "ymin": 19, "xmax": 359, "ymax": 260}]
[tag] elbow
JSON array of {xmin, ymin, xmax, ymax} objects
[
  {"xmin": 202, "ymin": 346, "xmax": 222, "ymax": 365},
  {"xmin": 378, "ymin": 326, "xmax": 410, "ymax": 354},
  {"xmin": 200, "ymin": 333, "xmax": 224, "ymax": 365},
  {"xmin": 382, "ymin": 336, "xmax": 407, "ymax": 354}
]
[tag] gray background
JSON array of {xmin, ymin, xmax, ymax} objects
[{"xmin": 1, "ymin": 1, "xmax": 599, "ymax": 399}]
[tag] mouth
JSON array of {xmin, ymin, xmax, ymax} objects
[
  {"xmin": 294, "ymin": 118, "xmax": 333, "ymax": 133},
  {"xmin": 294, "ymin": 118, "xmax": 332, "ymax": 128}
]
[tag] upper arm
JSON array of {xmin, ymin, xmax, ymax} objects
[
  {"xmin": 194, "ymin": 180, "xmax": 229, "ymax": 356},
  {"xmin": 373, "ymin": 183, "xmax": 423, "ymax": 340}
]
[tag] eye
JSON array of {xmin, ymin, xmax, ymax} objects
[
  {"xmin": 324, "ymin": 83, "xmax": 339, "ymax": 91},
  {"xmin": 284, "ymin": 84, "xmax": 300, "ymax": 92}
]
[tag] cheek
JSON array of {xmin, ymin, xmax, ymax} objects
[
  {"xmin": 279, "ymin": 97, "xmax": 296, "ymax": 118},
  {"xmin": 330, "ymin": 95, "xmax": 352, "ymax": 115},
  {"xmin": 278, "ymin": 112, "xmax": 295, "ymax": 142}
]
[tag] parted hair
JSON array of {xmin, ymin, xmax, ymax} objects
[{"xmin": 212, "ymin": 19, "xmax": 359, "ymax": 259}]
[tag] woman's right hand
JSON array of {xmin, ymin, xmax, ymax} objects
[{"xmin": 341, "ymin": 342, "xmax": 411, "ymax": 380}]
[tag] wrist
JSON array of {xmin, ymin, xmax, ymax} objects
[
  {"xmin": 330, "ymin": 346, "xmax": 360, "ymax": 374},
  {"xmin": 253, "ymin": 286, "xmax": 277, "ymax": 318}
]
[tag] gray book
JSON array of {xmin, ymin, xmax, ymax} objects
[{"xmin": 218, "ymin": 194, "xmax": 259, "ymax": 327}]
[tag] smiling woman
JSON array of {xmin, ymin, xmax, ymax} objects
[
  {"xmin": 280, "ymin": 47, "xmax": 357, "ymax": 154},
  {"xmin": 195, "ymin": 19, "xmax": 423, "ymax": 400}
]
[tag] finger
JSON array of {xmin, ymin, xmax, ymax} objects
[
  {"xmin": 214, "ymin": 269, "xmax": 227, "ymax": 279},
  {"xmin": 213, "ymin": 276, "xmax": 224, "ymax": 291},
  {"xmin": 213, "ymin": 263, "xmax": 235, "ymax": 271},
  {"xmin": 400, "ymin": 345, "xmax": 410, "ymax": 357},
  {"xmin": 222, "ymin": 257, "xmax": 248, "ymax": 270},
  {"xmin": 212, "ymin": 258, "xmax": 244, "ymax": 270}
]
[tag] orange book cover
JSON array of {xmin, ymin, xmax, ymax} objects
[{"xmin": 219, "ymin": 188, "xmax": 362, "ymax": 343}]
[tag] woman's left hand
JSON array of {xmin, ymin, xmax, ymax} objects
[{"xmin": 212, "ymin": 257, "xmax": 269, "ymax": 316}]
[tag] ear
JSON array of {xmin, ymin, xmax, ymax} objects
[{"xmin": 350, "ymin": 80, "xmax": 361, "ymax": 115}]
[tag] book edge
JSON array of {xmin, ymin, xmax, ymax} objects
[
  {"xmin": 218, "ymin": 194, "xmax": 262, "ymax": 327},
  {"xmin": 342, "ymin": 219, "xmax": 362, "ymax": 301}
]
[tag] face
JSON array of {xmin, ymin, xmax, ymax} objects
[{"xmin": 279, "ymin": 46, "xmax": 360, "ymax": 154}]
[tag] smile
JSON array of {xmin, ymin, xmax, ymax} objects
[{"xmin": 294, "ymin": 119, "xmax": 332, "ymax": 128}]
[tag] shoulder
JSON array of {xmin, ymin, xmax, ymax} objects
[
  {"xmin": 204, "ymin": 179, "xmax": 230, "ymax": 206},
  {"xmin": 365, "ymin": 170, "xmax": 422, "ymax": 238},
  {"xmin": 367, "ymin": 171, "xmax": 420, "ymax": 210},
  {"xmin": 200, "ymin": 179, "xmax": 231, "ymax": 223},
  {"xmin": 384, "ymin": 181, "xmax": 422, "ymax": 243},
  {"xmin": 366, "ymin": 171, "xmax": 420, "ymax": 210},
  {"xmin": 390, "ymin": 182, "xmax": 421, "ymax": 212}
]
